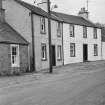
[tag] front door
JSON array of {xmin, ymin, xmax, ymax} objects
[
  {"xmin": 83, "ymin": 44, "xmax": 88, "ymax": 62},
  {"xmin": 51, "ymin": 45, "xmax": 56, "ymax": 66}
]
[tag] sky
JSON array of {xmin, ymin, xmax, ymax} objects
[{"xmin": 23, "ymin": 0, "xmax": 105, "ymax": 24}]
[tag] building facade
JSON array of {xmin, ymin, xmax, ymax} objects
[
  {"xmin": 3, "ymin": 0, "xmax": 63, "ymax": 71},
  {"xmin": 2, "ymin": 0, "xmax": 102, "ymax": 73},
  {"xmin": 53, "ymin": 12, "xmax": 102, "ymax": 64}
]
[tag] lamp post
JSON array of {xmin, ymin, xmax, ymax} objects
[{"xmin": 47, "ymin": 0, "xmax": 53, "ymax": 73}]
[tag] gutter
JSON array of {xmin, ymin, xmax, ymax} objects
[
  {"xmin": 62, "ymin": 23, "xmax": 64, "ymax": 65},
  {"xmin": 30, "ymin": 12, "xmax": 36, "ymax": 72}
]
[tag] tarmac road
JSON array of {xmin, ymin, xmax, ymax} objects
[{"xmin": 0, "ymin": 61, "xmax": 105, "ymax": 105}]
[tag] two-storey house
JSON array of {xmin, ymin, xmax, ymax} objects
[
  {"xmin": 52, "ymin": 8, "xmax": 102, "ymax": 64},
  {"xmin": 3, "ymin": 0, "xmax": 63, "ymax": 71}
]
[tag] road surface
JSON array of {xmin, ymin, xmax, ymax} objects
[{"xmin": 0, "ymin": 61, "xmax": 105, "ymax": 105}]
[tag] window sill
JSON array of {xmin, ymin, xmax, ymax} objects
[
  {"xmin": 41, "ymin": 58, "xmax": 47, "ymax": 61},
  {"xmin": 12, "ymin": 64, "xmax": 20, "ymax": 67},
  {"xmin": 57, "ymin": 58, "xmax": 62, "ymax": 61},
  {"xmin": 70, "ymin": 36, "xmax": 74, "ymax": 37},
  {"xmin": 94, "ymin": 55, "xmax": 98, "ymax": 56},
  {"xmin": 57, "ymin": 35, "xmax": 61, "ymax": 37},
  {"xmin": 70, "ymin": 56, "xmax": 75, "ymax": 57},
  {"xmin": 40, "ymin": 31, "xmax": 46, "ymax": 34}
]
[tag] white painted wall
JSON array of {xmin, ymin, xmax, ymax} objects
[
  {"xmin": 3, "ymin": 0, "xmax": 32, "ymax": 43},
  {"xmin": 63, "ymin": 23, "xmax": 102, "ymax": 65},
  {"xmin": 102, "ymin": 42, "xmax": 105, "ymax": 60},
  {"xmin": 3, "ymin": 0, "xmax": 63, "ymax": 71}
]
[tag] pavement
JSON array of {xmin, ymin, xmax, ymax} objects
[{"xmin": 0, "ymin": 60, "xmax": 105, "ymax": 105}]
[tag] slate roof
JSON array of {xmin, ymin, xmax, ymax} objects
[
  {"xmin": 15, "ymin": 0, "xmax": 62, "ymax": 21},
  {"xmin": 15, "ymin": 0, "xmax": 98, "ymax": 28},
  {"xmin": 52, "ymin": 12, "xmax": 98, "ymax": 28},
  {"xmin": 0, "ymin": 22, "xmax": 28, "ymax": 45}
]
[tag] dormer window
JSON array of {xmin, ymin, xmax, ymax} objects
[
  {"xmin": 83, "ymin": 26, "xmax": 87, "ymax": 38},
  {"xmin": 40, "ymin": 17, "xmax": 46, "ymax": 34},
  {"xmin": 94, "ymin": 28, "xmax": 97, "ymax": 39},
  {"xmin": 70, "ymin": 24, "xmax": 74, "ymax": 37},
  {"xmin": 57, "ymin": 22, "xmax": 62, "ymax": 37}
]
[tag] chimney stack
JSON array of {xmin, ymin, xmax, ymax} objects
[
  {"xmin": 38, "ymin": 0, "xmax": 48, "ymax": 12},
  {"xmin": 0, "ymin": 0, "xmax": 5, "ymax": 22},
  {"xmin": 78, "ymin": 7, "xmax": 89, "ymax": 19}
]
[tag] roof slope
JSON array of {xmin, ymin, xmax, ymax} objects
[
  {"xmin": 0, "ymin": 22, "xmax": 28, "ymax": 45},
  {"xmin": 15, "ymin": 0, "xmax": 62, "ymax": 21},
  {"xmin": 52, "ymin": 12, "xmax": 97, "ymax": 27}
]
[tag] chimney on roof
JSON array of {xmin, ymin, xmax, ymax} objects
[
  {"xmin": 78, "ymin": 7, "xmax": 89, "ymax": 19},
  {"xmin": 0, "ymin": 0, "xmax": 5, "ymax": 22},
  {"xmin": 38, "ymin": 0, "xmax": 48, "ymax": 12}
]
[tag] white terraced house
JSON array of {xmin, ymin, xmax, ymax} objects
[
  {"xmin": 53, "ymin": 9, "xmax": 102, "ymax": 64},
  {"xmin": 2, "ymin": 0, "xmax": 102, "ymax": 72}
]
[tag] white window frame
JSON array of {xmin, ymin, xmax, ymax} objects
[
  {"xmin": 70, "ymin": 43, "xmax": 75, "ymax": 57},
  {"xmin": 40, "ymin": 17, "xmax": 46, "ymax": 34},
  {"xmin": 70, "ymin": 24, "xmax": 74, "ymax": 37},
  {"xmin": 11, "ymin": 44, "xmax": 20, "ymax": 67},
  {"xmin": 57, "ymin": 45, "xmax": 62, "ymax": 60},
  {"xmin": 94, "ymin": 44, "xmax": 98, "ymax": 56},
  {"xmin": 94, "ymin": 28, "xmax": 97, "ymax": 39},
  {"xmin": 83, "ymin": 26, "xmax": 87, "ymax": 38},
  {"xmin": 41, "ymin": 43, "xmax": 47, "ymax": 61},
  {"xmin": 57, "ymin": 22, "xmax": 62, "ymax": 37}
]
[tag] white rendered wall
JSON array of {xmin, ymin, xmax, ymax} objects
[{"xmin": 63, "ymin": 23, "xmax": 102, "ymax": 65}]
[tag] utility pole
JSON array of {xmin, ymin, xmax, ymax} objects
[
  {"xmin": 87, "ymin": 0, "xmax": 89, "ymax": 11},
  {"xmin": 47, "ymin": 0, "xmax": 53, "ymax": 73}
]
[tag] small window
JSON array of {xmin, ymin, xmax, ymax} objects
[
  {"xmin": 70, "ymin": 24, "xmax": 74, "ymax": 37},
  {"xmin": 11, "ymin": 45, "xmax": 19, "ymax": 67},
  {"xmin": 94, "ymin": 44, "xmax": 98, "ymax": 56},
  {"xmin": 94, "ymin": 28, "xmax": 97, "ymax": 39},
  {"xmin": 57, "ymin": 22, "xmax": 62, "ymax": 37},
  {"xmin": 40, "ymin": 17, "xmax": 46, "ymax": 33},
  {"xmin": 83, "ymin": 26, "xmax": 87, "ymax": 38},
  {"xmin": 70, "ymin": 43, "xmax": 75, "ymax": 57},
  {"xmin": 41, "ymin": 43, "xmax": 47, "ymax": 60},
  {"xmin": 57, "ymin": 45, "xmax": 62, "ymax": 60}
]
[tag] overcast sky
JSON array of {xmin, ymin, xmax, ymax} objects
[{"xmin": 23, "ymin": 0, "xmax": 105, "ymax": 24}]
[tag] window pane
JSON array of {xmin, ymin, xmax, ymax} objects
[
  {"xmin": 42, "ymin": 44, "xmax": 47, "ymax": 60},
  {"xmin": 94, "ymin": 28, "xmax": 97, "ymax": 39},
  {"xmin": 94, "ymin": 44, "xmax": 98, "ymax": 56},
  {"xmin": 70, "ymin": 24, "xmax": 74, "ymax": 37},
  {"xmin": 57, "ymin": 22, "xmax": 61, "ymax": 37},
  {"xmin": 70, "ymin": 43, "xmax": 75, "ymax": 57},
  {"xmin": 57, "ymin": 45, "xmax": 62, "ymax": 60},
  {"xmin": 83, "ymin": 26, "xmax": 87, "ymax": 38},
  {"xmin": 11, "ymin": 45, "xmax": 19, "ymax": 66},
  {"xmin": 40, "ymin": 17, "xmax": 45, "ymax": 33}
]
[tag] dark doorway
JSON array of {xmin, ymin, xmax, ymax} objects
[
  {"xmin": 83, "ymin": 44, "xmax": 88, "ymax": 62},
  {"xmin": 51, "ymin": 45, "xmax": 56, "ymax": 66}
]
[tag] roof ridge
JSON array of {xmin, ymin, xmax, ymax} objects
[{"xmin": 52, "ymin": 11, "xmax": 82, "ymax": 19}]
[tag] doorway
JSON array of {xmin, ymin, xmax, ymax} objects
[
  {"xmin": 83, "ymin": 44, "xmax": 88, "ymax": 62},
  {"xmin": 51, "ymin": 45, "xmax": 56, "ymax": 66}
]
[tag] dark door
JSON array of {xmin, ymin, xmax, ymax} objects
[
  {"xmin": 52, "ymin": 45, "xmax": 56, "ymax": 66},
  {"xmin": 83, "ymin": 44, "xmax": 88, "ymax": 62}
]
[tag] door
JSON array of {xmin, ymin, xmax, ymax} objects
[
  {"xmin": 83, "ymin": 44, "xmax": 88, "ymax": 62},
  {"xmin": 51, "ymin": 45, "xmax": 56, "ymax": 66}
]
